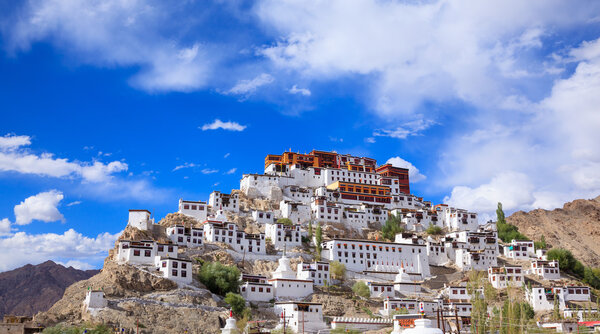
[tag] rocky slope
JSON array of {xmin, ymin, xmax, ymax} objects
[
  {"xmin": 508, "ymin": 195, "xmax": 600, "ymax": 267},
  {"xmin": 0, "ymin": 261, "xmax": 98, "ymax": 318}
]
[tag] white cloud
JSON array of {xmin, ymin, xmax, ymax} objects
[
  {"xmin": 200, "ymin": 119, "xmax": 247, "ymax": 131},
  {"xmin": 386, "ymin": 157, "xmax": 426, "ymax": 183},
  {"xmin": 0, "ymin": 134, "xmax": 128, "ymax": 182},
  {"xmin": 0, "ymin": 219, "xmax": 12, "ymax": 236},
  {"xmin": 201, "ymin": 168, "xmax": 218, "ymax": 174},
  {"xmin": 225, "ymin": 168, "xmax": 237, "ymax": 175},
  {"xmin": 374, "ymin": 119, "xmax": 434, "ymax": 139},
  {"xmin": 256, "ymin": 0, "xmax": 599, "ymax": 116},
  {"xmin": 289, "ymin": 85, "xmax": 311, "ymax": 96},
  {"xmin": 58, "ymin": 260, "xmax": 95, "ymax": 270},
  {"xmin": 173, "ymin": 162, "xmax": 197, "ymax": 171},
  {"xmin": 365, "ymin": 137, "xmax": 376, "ymax": 144},
  {"xmin": 14, "ymin": 190, "xmax": 65, "ymax": 225},
  {"xmin": 442, "ymin": 38, "xmax": 600, "ymax": 216},
  {"xmin": 226, "ymin": 73, "xmax": 274, "ymax": 96},
  {"xmin": 0, "ymin": 228, "xmax": 119, "ymax": 272},
  {"xmin": 224, "ymin": 153, "xmax": 230, "ymax": 158},
  {"xmin": 66, "ymin": 201, "xmax": 81, "ymax": 207},
  {"xmin": 6, "ymin": 0, "xmax": 213, "ymax": 92}
]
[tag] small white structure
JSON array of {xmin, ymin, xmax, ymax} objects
[
  {"xmin": 251, "ymin": 210, "xmax": 275, "ymax": 224},
  {"xmin": 526, "ymin": 286, "xmax": 592, "ymax": 312},
  {"xmin": 531, "ymin": 260, "xmax": 561, "ymax": 280},
  {"xmin": 209, "ymin": 191, "xmax": 239, "ymax": 213},
  {"xmin": 503, "ymin": 240, "xmax": 535, "ymax": 260},
  {"xmin": 178, "ymin": 199, "xmax": 208, "ymax": 222},
  {"xmin": 269, "ymin": 254, "xmax": 313, "ymax": 299},
  {"xmin": 563, "ymin": 308, "xmax": 600, "ymax": 321},
  {"xmin": 265, "ymin": 222, "xmax": 303, "ymax": 250},
  {"xmin": 536, "ymin": 321, "xmax": 579, "ymax": 333},
  {"xmin": 203, "ymin": 221, "xmax": 265, "ymax": 254},
  {"xmin": 488, "ymin": 266, "xmax": 524, "ymax": 289},
  {"xmin": 381, "ymin": 298, "xmax": 439, "ymax": 317},
  {"xmin": 221, "ymin": 311, "xmax": 239, "ymax": 334},
  {"xmin": 280, "ymin": 201, "xmax": 312, "ymax": 224},
  {"xmin": 273, "ymin": 302, "xmax": 327, "ymax": 334},
  {"xmin": 440, "ymin": 285, "xmax": 481, "ymax": 302},
  {"xmin": 240, "ymin": 274, "xmax": 274, "ymax": 302},
  {"xmin": 155, "ymin": 257, "xmax": 192, "ymax": 284},
  {"xmin": 83, "ymin": 289, "xmax": 107, "ymax": 311},
  {"xmin": 426, "ymin": 238, "xmax": 449, "ymax": 266},
  {"xmin": 296, "ymin": 261, "xmax": 330, "ymax": 286},
  {"xmin": 116, "ymin": 240, "xmax": 156, "ymax": 265},
  {"xmin": 394, "ymin": 264, "xmax": 422, "ymax": 294},
  {"xmin": 128, "ymin": 209, "xmax": 153, "ymax": 231},
  {"xmin": 393, "ymin": 318, "xmax": 442, "ymax": 334},
  {"xmin": 166, "ymin": 225, "xmax": 203, "ymax": 248},
  {"xmin": 367, "ymin": 282, "xmax": 395, "ymax": 298}
]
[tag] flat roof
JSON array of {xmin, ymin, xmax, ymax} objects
[
  {"xmin": 325, "ymin": 238, "xmax": 426, "ymax": 247},
  {"xmin": 275, "ymin": 301, "xmax": 322, "ymax": 305},
  {"xmin": 129, "ymin": 209, "xmax": 151, "ymax": 213},
  {"xmin": 159, "ymin": 257, "xmax": 192, "ymax": 262}
]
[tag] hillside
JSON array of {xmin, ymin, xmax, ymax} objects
[
  {"xmin": 0, "ymin": 261, "xmax": 99, "ymax": 318},
  {"xmin": 508, "ymin": 195, "xmax": 600, "ymax": 267}
]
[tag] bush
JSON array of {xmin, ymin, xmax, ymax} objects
[
  {"xmin": 330, "ymin": 261, "xmax": 346, "ymax": 282},
  {"xmin": 534, "ymin": 235, "xmax": 547, "ymax": 250},
  {"xmin": 496, "ymin": 202, "xmax": 528, "ymax": 242},
  {"xmin": 277, "ymin": 218, "xmax": 293, "ymax": 226},
  {"xmin": 547, "ymin": 248, "xmax": 600, "ymax": 289},
  {"xmin": 352, "ymin": 281, "xmax": 370, "ymax": 298},
  {"xmin": 224, "ymin": 292, "xmax": 247, "ymax": 317},
  {"xmin": 426, "ymin": 224, "xmax": 443, "ymax": 235},
  {"xmin": 198, "ymin": 262, "xmax": 240, "ymax": 296},
  {"xmin": 382, "ymin": 214, "xmax": 403, "ymax": 240}
]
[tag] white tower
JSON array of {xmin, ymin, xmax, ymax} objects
[{"xmin": 221, "ymin": 310, "xmax": 239, "ymax": 334}]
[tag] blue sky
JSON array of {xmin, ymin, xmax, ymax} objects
[{"xmin": 1, "ymin": 0, "xmax": 600, "ymax": 271}]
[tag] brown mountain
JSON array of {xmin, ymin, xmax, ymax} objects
[
  {"xmin": 508, "ymin": 195, "xmax": 600, "ymax": 267},
  {"xmin": 0, "ymin": 260, "xmax": 99, "ymax": 318}
]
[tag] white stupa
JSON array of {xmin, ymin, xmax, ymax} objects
[
  {"xmin": 392, "ymin": 318, "xmax": 442, "ymax": 334},
  {"xmin": 221, "ymin": 310, "xmax": 239, "ymax": 334},
  {"xmin": 272, "ymin": 249, "xmax": 296, "ymax": 279},
  {"xmin": 395, "ymin": 262, "xmax": 412, "ymax": 283}
]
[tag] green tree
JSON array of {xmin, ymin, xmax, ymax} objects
[
  {"xmin": 315, "ymin": 223, "xmax": 323, "ymax": 259},
  {"xmin": 198, "ymin": 261, "xmax": 240, "ymax": 296},
  {"xmin": 352, "ymin": 281, "xmax": 370, "ymax": 298},
  {"xmin": 497, "ymin": 202, "xmax": 506, "ymax": 225},
  {"xmin": 382, "ymin": 214, "xmax": 404, "ymax": 240},
  {"xmin": 277, "ymin": 218, "xmax": 293, "ymax": 226},
  {"xmin": 553, "ymin": 297, "xmax": 562, "ymax": 321},
  {"xmin": 425, "ymin": 224, "xmax": 443, "ymax": 235},
  {"xmin": 330, "ymin": 261, "xmax": 346, "ymax": 282},
  {"xmin": 224, "ymin": 292, "xmax": 247, "ymax": 317},
  {"xmin": 534, "ymin": 235, "xmax": 547, "ymax": 250},
  {"xmin": 308, "ymin": 221, "xmax": 313, "ymax": 238}
]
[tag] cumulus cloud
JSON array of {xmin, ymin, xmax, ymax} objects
[
  {"xmin": 0, "ymin": 219, "xmax": 12, "ymax": 236},
  {"xmin": 0, "ymin": 228, "xmax": 119, "ymax": 272},
  {"xmin": 14, "ymin": 190, "xmax": 65, "ymax": 225},
  {"xmin": 0, "ymin": 134, "xmax": 31, "ymax": 150},
  {"xmin": 442, "ymin": 38, "xmax": 600, "ymax": 216},
  {"xmin": 289, "ymin": 85, "xmax": 311, "ymax": 96},
  {"xmin": 226, "ymin": 73, "xmax": 274, "ymax": 96},
  {"xmin": 386, "ymin": 157, "xmax": 426, "ymax": 183},
  {"xmin": 200, "ymin": 119, "xmax": 247, "ymax": 131},
  {"xmin": 5, "ymin": 0, "xmax": 214, "ymax": 92}
]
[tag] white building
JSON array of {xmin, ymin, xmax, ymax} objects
[
  {"xmin": 381, "ymin": 298, "xmax": 439, "ymax": 317},
  {"xmin": 240, "ymin": 274, "xmax": 274, "ymax": 302},
  {"xmin": 444, "ymin": 230, "xmax": 498, "ymax": 271},
  {"xmin": 83, "ymin": 289, "xmax": 107, "ymax": 310},
  {"xmin": 115, "ymin": 240, "xmax": 157, "ymax": 265},
  {"xmin": 178, "ymin": 199, "xmax": 208, "ymax": 222},
  {"xmin": 531, "ymin": 260, "xmax": 561, "ymax": 280},
  {"xmin": 274, "ymin": 302, "xmax": 327, "ymax": 334},
  {"xmin": 279, "ymin": 201, "xmax": 312, "ymax": 224},
  {"xmin": 166, "ymin": 225, "xmax": 203, "ymax": 248},
  {"xmin": 426, "ymin": 238, "xmax": 449, "ymax": 266},
  {"xmin": 128, "ymin": 209, "xmax": 153, "ymax": 231},
  {"xmin": 536, "ymin": 321, "xmax": 579, "ymax": 333},
  {"xmin": 269, "ymin": 254, "xmax": 313, "ymax": 299},
  {"xmin": 265, "ymin": 222, "xmax": 303, "ymax": 251},
  {"xmin": 321, "ymin": 238, "xmax": 430, "ymax": 278},
  {"xmin": 527, "ymin": 286, "xmax": 592, "ymax": 312},
  {"xmin": 296, "ymin": 261, "xmax": 330, "ymax": 286},
  {"xmin": 503, "ymin": 240, "xmax": 535, "ymax": 260},
  {"xmin": 251, "ymin": 210, "xmax": 275, "ymax": 225},
  {"xmin": 393, "ymin": 265, "xmax": 422, "ymax": 294},
  {"xmin": 155, "ymin": 257, "xmax": 192, "ymax": 284},
  {"xmin": 488, "ymin": 266, "xmax": 524, "ymax": 289},
  {"xmin": 282, "ymin": 186, "xmax": 312, "ymax": 204},
  {"xmin": 331, "ymin": 317, "xmax": 392, "ymax": 332},
  {"xmin": 209, "ymin": 191, "xmax": 239, "ymax": 213},
  {"xmin": 440, "ymin": 285, "xmax": 482, "ymax": 302},
  {"xmin": 367, "ymin": 282, "xmax": 396, "ymax": 298},
  {"xmin": 203, "ymin": 221, "xmax": 266, "ymax": 254},
  {"xmin": 436, "ymin": 206, "xmax": 478, "ymax": 232},
  {"xmin": 311, "ymin": 198, "xmax": 342, "ymax": 224}
]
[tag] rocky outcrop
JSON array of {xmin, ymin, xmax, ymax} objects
[
  {"xmin": 0, "ymin": 261, "xmax": 98, "ymax": 318},
  {"xmin": 508, "ymin": 195, "xmax": 600, "ymax": 267}
]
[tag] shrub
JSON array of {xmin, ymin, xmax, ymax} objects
[
  {"xmin": 496, "ymin": 202, "xmax": 528, "ymax": 242},
  {"xmin": 277, "ymin": 218, "xmax": 293, "ymax": 226},
  {"xmin": 382, "ymin": 214, "xmax": 403, "ymax": 240},
  {"xmin": 198, "ymin": 261, "xmax": 240, "ymax": 296},
  {"xmin": 426, "ymin": 224, "xmax": 443, "ymax": 235},
  {"xmin": 224, "ymin": 292, "xmax": 247, "ymax": 317},
  {"xmin": 330, "ymin": 261, "xmax": 346, "ymax": 282},
  {"xmin": 352, "ymin": 281, "xmax": 370, "ymax": 298}
]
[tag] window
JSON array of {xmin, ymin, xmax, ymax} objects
[
  {"xmin": 173, "ymin": 261, "xmax": 178, "ymax": 268},
  {"xmin": 133, "ymin": 249, "xmax": 140, "ymax": 256},
  {"xmin": 181, "ymin": 270, "xmax": 187, "ymax": 277},
  {"xmin": 182, "ymin": 263, "xmax": 187, "ymax": 269},
  {"xmin": 172, "ymin": 270, "xmax": 178, "ymax": 276},
  {"xmin": 162, "ymin": 261, "xmax": 166, "ymax": 267},
  {"xmin": 144, "ymin": 250, "xmax": 151, "ymax": 257}
]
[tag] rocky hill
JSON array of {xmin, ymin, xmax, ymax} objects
[
  {"xmin": 0, "ymin": 261, "xmax": 99, "ymax": 318},
  {"xmin": 508, "ymin": 195, "xmax": 600, "ymax": 267}
]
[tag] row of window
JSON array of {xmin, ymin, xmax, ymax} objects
[{"xmin": 182, "ymin": 204, "xmax": 205, "ymax": 211}]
